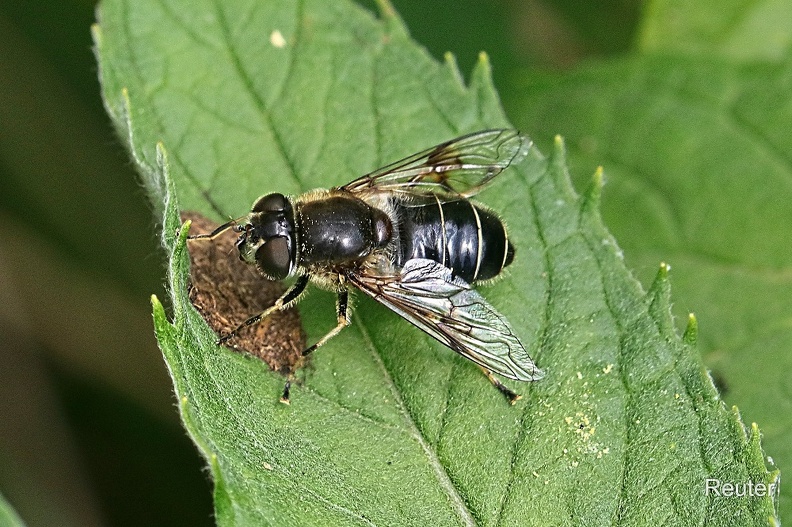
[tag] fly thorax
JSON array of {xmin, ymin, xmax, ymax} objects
[{"xmin": 298, "ymin": 194, "xmax": 392, "ymax": 266}]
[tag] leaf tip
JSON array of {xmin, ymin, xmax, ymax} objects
[
  {"xmin": 651, "ymin": 261, "xmax": 671, "ymax": 292},
  {"xmin": 470, "ymin": 51, "xmax": 493, "ymax": 88},
  {"xmin": 646, "ymin": 260, "xmax": 675, "ymax": 335},
  {"xmin": 151, "ymin": 294, "xmax": 168, "ymax": 328},
  {"xmin": 593, "ymin": 165, "xmax": 605, "ymax": 184},
  {"xmin": 375, "ymin": 0, "xmax": 398, "ymax": 20},
  {"xmin": 156, "ymin": 141, "xmax": 169, "ymax": 163},
  {"xmin": 582, "ymin": 166, "xmax": 604, "ymax": 209},
  {"xmin": 550, "ymin": 135, "xmax": 568, "ymax": 167},
  {"xmin": 649, "ymin": 262, "xmax": 671, "ymax": 301},
  {"xmin": 683, "ymin": 312, "xmax": 698, "ymax": 345},
  {"xmin": 179, "ymin": 219, "xmax": 193, "ymax": 241},
  {"xmin": 443, "ymin": 52, "xmax": 464, "ymax": 87},
  {"xmin": 90, "ymin": 23, "xmax": 103, "ymax": 46},
  {"xmin": 376, "ymin": 0, "xmax": 409, "ymax": 38},
  {"xmin": 544, "ymin": 134, "xmax": 581, "ymax": 203},
  {"xmin": 476, "ymin": 50, "xmax": 491, "ymax": 73}
]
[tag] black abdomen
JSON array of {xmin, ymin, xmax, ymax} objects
[{"xmin": 395, "ymin": 198, "xmax": 514, "ymax": 283}]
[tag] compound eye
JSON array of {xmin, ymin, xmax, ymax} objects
[
  {"xmin": 255, "ymin": 236, "xmax": 291, "ymax": 280},
  {"xmin": 252, "ymin": 193, "xmax": 288, "ymax": 213}
]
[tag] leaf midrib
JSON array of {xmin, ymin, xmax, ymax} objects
[
  {"xmin": 354, "ymin": 317, "xmax": 478, "ymax": 526},
  {"xmin": 211, "ymin": 0, "xmax": 307, "ymax": 194}
]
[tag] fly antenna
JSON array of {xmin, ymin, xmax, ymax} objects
[{"xmin": 188, "ymin": 215, "xmax": 247, "ymax": 241}]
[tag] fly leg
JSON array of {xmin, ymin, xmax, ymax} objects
[
  {"xmin": 217, "ymin": 274, "xmax": 310, "ymax": 345},
  {"xmin": 302, "ymin": 289, "xmax": 350, "ymax": 358},
  {"xmin": 479, "ymin": 366, "xmax": 522, "ymax": 405},
  {"xmin": 280, "ymin": 289, "xmax": 350, "ymax": 404}
]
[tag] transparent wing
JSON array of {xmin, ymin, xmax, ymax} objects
[
  {"xmin": 349, "ymin": 258, "xmax": 543, "ymax": 381},
  {"xmin": 340, "ymin": 129, "xmax": 531, "ymax": 199}
]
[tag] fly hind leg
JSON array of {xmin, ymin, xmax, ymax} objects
[
  {"xmin": 479, "ymin": 366, "xmax": 522, "ymax": 405},
  {"xmin": 280, "ymin": 289, "xmax": 351, "ymax": 404}
]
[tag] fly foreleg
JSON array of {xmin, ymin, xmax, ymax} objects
[{"xmin": 217, "ymin": 274, "xmax": 310, "ymax": 345}]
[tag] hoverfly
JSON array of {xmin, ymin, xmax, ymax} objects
[{"xmin": 189, "ymin": 129, "xmax": 544, "ymax": 404}]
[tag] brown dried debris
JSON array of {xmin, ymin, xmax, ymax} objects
[{"xmin": 182, "ymin": 211, "xmax": 305, "ymax": 375}]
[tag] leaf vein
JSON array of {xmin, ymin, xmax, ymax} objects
[
  {"xmin": 495, "ymin": 163, "xmax": 554, "ymax": 526},
  {"xmin": 353, "ymin": 316, "xmax": 477, "ymax": 526},
  {"xmin": 211, "ymin": 0, "xmax": 306, "ymax": 191}
]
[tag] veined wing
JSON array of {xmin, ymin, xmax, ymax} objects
[
  {"xmin": 349, "ymin": 258, "xmax": 543, "ymax": 382},
  {"xmin": 340, "ymin": 129, "xmax": 531, "ymax": 199}
]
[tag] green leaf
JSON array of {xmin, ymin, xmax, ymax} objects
[
  {"xmin": 639, "ymin": 0, "xmax": 792, "ymax": 60},
  {"xmin": 512, "ymin": 8, "xmax": 792, "ymax": 520},
  {"xmin": 0, "ymin": 492, "xmax": 26, "ymax": 527},
  {"xmin": 95, "ymin": 0, "xmax": 778, "ymax": 525}
]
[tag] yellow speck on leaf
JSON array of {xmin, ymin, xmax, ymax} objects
[{"xmin": 270, "ymin": 30, "xmax": 286, "ymax": 48}]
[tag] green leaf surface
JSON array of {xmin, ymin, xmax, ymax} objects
[
  {"xmin": 639, "ymin": 0, "xmax": 792, "ymax": 60},
  {"xmin": 0, "ymin": 493, "xmax": 25, "ymax": 527},
  {"xmin": 511, "ymin": 34, "xmax": 792, "ymax": 527},
  {"xmin": 95, "ymin": 0, "xmax": 778, "ymax": 524}
]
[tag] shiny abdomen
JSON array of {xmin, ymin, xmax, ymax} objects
[{"xmin": 395, "ymin": 197, "xmax": 513, "ymax": 283}]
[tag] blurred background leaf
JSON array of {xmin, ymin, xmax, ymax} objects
[
  {"xmin": 0, "ymin": 491, "xmax": 25, "ymax": 527},
  {"xmin": 0, "ymin": 0, "xmax": 786, "ymax": 525},
  {"xmin": 639, "ymin": 0, "xmax": 792, "ymax": 60},
  {"xmin": 0, "ymin": 1, "xmax": 212, "ymax": 525}
]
